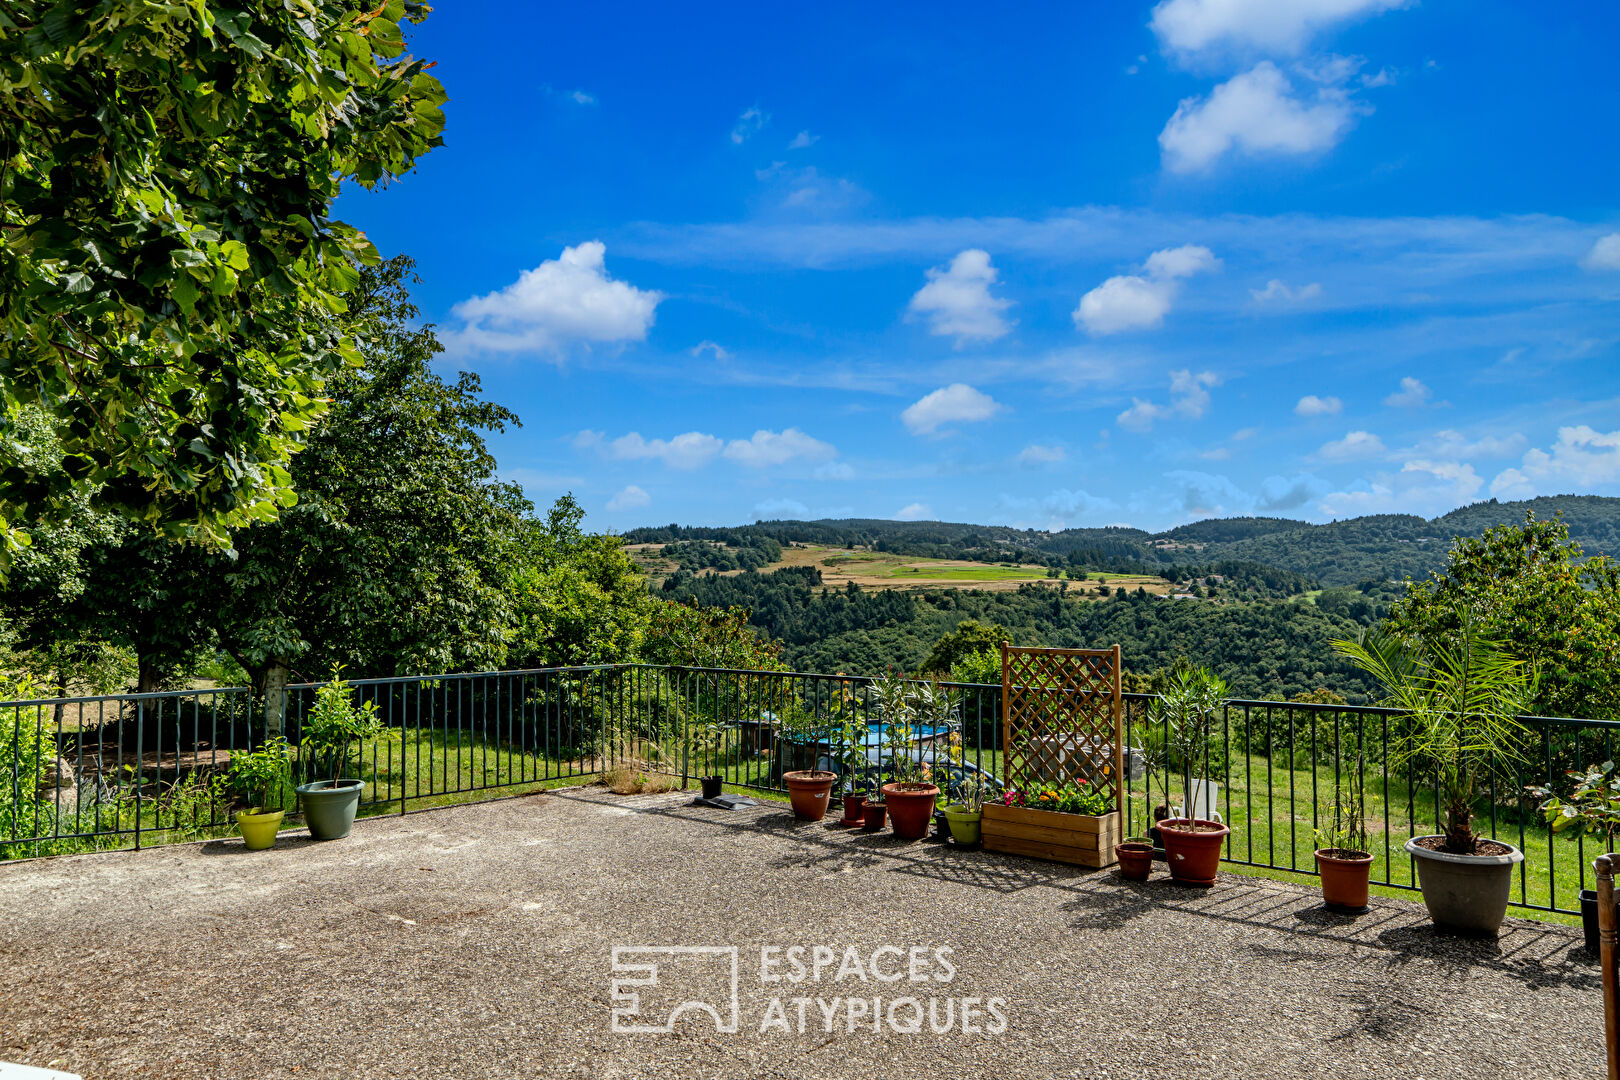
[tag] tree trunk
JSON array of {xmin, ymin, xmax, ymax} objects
[
  {"xmin": 262, "ymin": 662, "xmax": 290, "ymax": 739},
  {"xmin": 137, "ymin": 656, "xmax": 164, "ymax": 695}
]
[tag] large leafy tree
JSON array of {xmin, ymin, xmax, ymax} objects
[
  {"xmin": 1385, "ymin": 513, "xmax": 1620, "ymax": 720},
  {"xmin": 0, "ymin": 1, "xmax": 446, "ymax": 557}
]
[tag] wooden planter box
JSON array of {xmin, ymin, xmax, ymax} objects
[{"xmin": 981, "ymin": 803, "xmax": 1120, "ymax": 868}]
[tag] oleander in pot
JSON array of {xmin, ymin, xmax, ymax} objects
[
  {"xmin": 296, "ymin": 667, "xmax": 391, "ymax": 841},
  {"xmin": 1154, "ymin": 662, "xmax": 1231, "ymax": 887},
  {"xmin": 212, "ymin": 736, "xmax": 291, "ymax": 850},
  {"xmin": 1530, "ymin": 759, "xmax": 1620, "ymax": 954},
  {"xmin": 871, "ymin": 676, "xmax": 953, "ymax": 840},
  {"xmin": 1335, "ymin": 618, "xmax": 1536, "ymax": 935}
]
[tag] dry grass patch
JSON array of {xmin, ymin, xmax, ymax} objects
[{"xmin": 600, "ymin": 764, "xmax": 678, "ymax": 795}]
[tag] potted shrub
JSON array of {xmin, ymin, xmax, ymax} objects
[
  {"xmin": 296, "ymin": 668, "xmax": 389, "ymax": 841},
  {"xmin": 862, "ymin": 785, "xmax": 887, "ymax": 831},
  {"xmin": 1530, "ymin": 759, "xmax": 1620, "ymax": 953},
  {"xmin": 1335, "ymin": 619, "xmax": 1536, "ymax": 934},
  {"xmin": 840, "ymin": 789, "xmax": 866, "ymax": 826},
  {"xmin": 942, "ymin": 772, "xmax": 988, "ymax": 846},
  {"xmin": 1115, "ymin": 836, "xmax": 1155, "ymax": 881},
  {"xmin": 1314, "ymin": 747, "xmax": 1373, "ymax": 911},
  {"xmin": 872, "ymin": 676, "xmax": 949, "ymax": 840},
  {"xmin": 782, "ymin": 769, "xmax": 837, "ymax": 820},
  {"xmin": 213, "ymin": 736, "xmax": 291, "ymax": 850},
  {"xmin": 1155, "ymin": 662, "xmax": 1231, "ymax": 886},
  {"xmin": 830, "ymin": 714, "xmax": 870, "ymax": 825}
]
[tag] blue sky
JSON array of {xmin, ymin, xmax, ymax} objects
[{"xmin": 335, "ymin": 0, "xmax": 1620, "ymax": 533}]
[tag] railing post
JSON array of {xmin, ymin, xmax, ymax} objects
[{"xmin": 1600, "ymin": 853, "xmax": 1619, "ymax": 1080}]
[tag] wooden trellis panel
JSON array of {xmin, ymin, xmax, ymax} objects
[{"xmin": 1000, "ymin": 643, "xmax": 1124, "ymax": 813}]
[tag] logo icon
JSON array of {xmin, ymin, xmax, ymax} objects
[{"xmin": 610, "ymin": 946, "xmax": 740, "ymax": 1034}]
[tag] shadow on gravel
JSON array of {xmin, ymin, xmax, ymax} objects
[
  {"xmin": 196, "ymin": 833, "xmax": 325, "ymax": 856},
  {"xmin": 558, "ymin": 789, "xmax": 1593, "ymax": 994}
]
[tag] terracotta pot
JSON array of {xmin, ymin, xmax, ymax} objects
[
  {"xmin": 1115, "ymin": 841, "xmax": 1154, "ymax": 881},
  {"xmin": 1315, "ymin": 847, "xmax": 1374, "ymax": 911},
  {"xmin": 840, "ymin": 793, "xmax": 866, "ymax": 826},
  {"xmin": 1403, "ymin": 835, "xmax": 1523, "ymax": 935},
  {"xmin": 1159, "ymin": 817, "xmax": 1229, "ymax": 886},
  {"xmin": 882, "ymin": 782, "xmax": 940, "ymax": 840},
  {"xmin": 862, "ymin": 802, "xmax": 887, "ymax": 831},
  {"xmin": 783, "ymin": 770, "xmax": 837, "ymax": 821}
]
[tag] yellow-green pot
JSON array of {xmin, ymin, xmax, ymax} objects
[
  {"xmin": 237, "ymin": 808, "xmax": 285, "ymax": 850},
  {"xmin": 943, "ymin": 803, "xmax": 982, "ymax": 845}
]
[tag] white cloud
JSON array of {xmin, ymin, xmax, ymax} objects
[
  {"xmin": 755, "ymin": 163, "xmax": 868, "ymax": 212},
  {"xmin": 1582, "ymin": 233, "xmax": 1620, "ymax": 271},
  {"xmin": 689, "ymin": 340, "xmax": 732, "ymax": 361},
  {"xmin": 1150, "ymin": 0, "xmax": 1409, "ymax": 59},
  {"xmin": 901, "ymin": 384, "xmax": 1002, "ymax": 435},
  {"xmin": 1117, "ymin": 369, "xmax": 1221, "ymax": 432},
  {"xmin": 606, "ymin": 485, "xmax": 649, "ymax": 511},
  {"xmin": 907, "ymin": 249, "xmax": 1015, "ymax": 345},
  {"xmin": 1320, "ymin": 459, "xmax": 1483, "ymax": 517},
  {"xmin": 788, "ymin": 130, "xmax": 819, "ymax": 150},
  {"xmin": 814, "ymin": 462, "xmax": 855, "ymax": 480},
  {"xmin": 1383, "ymin": 376, "xmax": 1431, "ymax": 408},
  {"xmin": 1490, "ymin": 426, "xmax": 1620, "ymax": 499},
  {"xmin": 755, "ymin": 497, "xmax": 810, "ymax": 519},
  {"xmin": 601, "ymin": 431, "xmax": 724, "ymax": 470},
  {"xmin": 1075, "ymin": 244, "xmax": 1220, "ymax": 335},
  {"xmin": 1294, "ymin": 394, "xmax": 1342, "ymax": 416},
  {"xmin": 1018, "ymin": 444, "xmax": 1067, "ymax": 464},
  {"xmin": 1201, "ymin": 447, "xmax": 1231, "ymax": 461},
  {"xmin": 893, "ymin": 503, "xmax": 934, "ymax": 521},
  {"xmin": 451, "ymin": 242, "xmax": 661, "ymax": 355},
  {"xmin": 1159, "ymin": 62, "xmax": 1360, "ymax": 173},
  {"xmin": 1317, "ymin": 430, "xmax": 1386, "ymax": 461},
  {"xmin": 1251, "ymin": 278, "xmax": 1323, "ymax": 302},
  {"xmin": 731, "ymin": 106, "xmax": 768, "ymax": 144},
  {"xmin": 569, "ymin": 89, "xmax": 597, "ymax": 106},
  {"xmin": 722, "ymin": 428, "xmax": 837, "ymax": 467},
  {"xmin": 1415, "ymin": 429, "xmax": 1526, "ymax": 460}
]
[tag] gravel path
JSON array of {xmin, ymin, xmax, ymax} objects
[{"xmin": 0, "ymin": 788, "xmax": 1602, "ymax": 1079}]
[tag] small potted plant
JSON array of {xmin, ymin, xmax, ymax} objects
[
  {"xmin": 862, "ymin": 784, "xmax": 887, "ymax": 831},
  {"xmin": 213, "ymin": 736, "xmax": 291, "ymax": 850},
  {"xmin": 1314, "ymin": 747, "xmax": 1373, "ymax": 911},
  {"xmin": 830, "ymin": 714, "xmax": 870, "ymax": 825},
  {"xmin": 296, "ymin": 667, "xmax": 389, "ymax": 841},
  {"xmin": 1115, "ymin": 835, "xmax": 1155, "ymax": 881},
  {"xmin": 1335, "ymin": 618, "xmax": 1535, "ymax": 934},
  {"xmin": 942, "ymin": 771, "xmax": 988, "ymax": 846},
  {"xmin": 1530, "ymin": 759, "xmax": 1620, "ymax": 953},
  {"xmin": 1155, "ymin": 662, "xmax": 1231, "ymax": 887}
]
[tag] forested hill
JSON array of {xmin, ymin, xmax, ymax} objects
[{"xmin": 627, "ymin": 495, "xmax": 1620, "ymax": 586}]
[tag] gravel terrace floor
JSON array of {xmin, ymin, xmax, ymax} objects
[{"xmin": 0, "ymin": 788, "xmax": 1603, "ymax": 1080}]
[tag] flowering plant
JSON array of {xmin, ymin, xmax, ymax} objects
[{"xmin": 1002, "ymin": 781, "xmax": 1108, "ymax": 816}]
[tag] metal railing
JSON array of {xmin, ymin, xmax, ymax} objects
[{"xmin": 3, "ymin": 663, "xmax": 1612, "ymax": 916}]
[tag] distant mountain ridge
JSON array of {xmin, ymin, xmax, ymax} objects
[{"xmin": 625, "ymin": 495, "xmax": 1620, "ymax": 586}]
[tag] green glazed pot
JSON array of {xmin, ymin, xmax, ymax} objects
[
  {"xmin": 296, "ymin": 780, "xmax": 365, "ymax": 841},
  {"xmin": 943, "ymin": 803, "xmax": 982, "ymax": 845}
]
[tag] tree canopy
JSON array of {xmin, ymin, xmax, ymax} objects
[{"xmin": 0, "ymin": 0, "xmax": 446, "ymax": 556}]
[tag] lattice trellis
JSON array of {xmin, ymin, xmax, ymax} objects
[{"xmin": 1001, "ymin": 643, "xmax": 1124, "ymax": 811}]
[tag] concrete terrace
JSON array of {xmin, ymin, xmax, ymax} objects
[{"xmin": 0, "ymin": 789, "xmax": 1603, "ymax": 1079}]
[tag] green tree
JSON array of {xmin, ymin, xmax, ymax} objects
[
  {"xmin": 639, "ymin": 599, "xmax": 782, "ymax": 672},
  {"xmin": 0, "ymin": 1, "xmax": 446, "ymax": 554},
  {"xmin": 506, "ymin": 496, "xmax": 656, "ymax": 669},
  {"xmin": 1385, "ymin": 513, "xmax": 1620, "ymax": 720},
  {"xmin": 919, "ymin": 620, "xmax": 1009, "ymax": 675}
]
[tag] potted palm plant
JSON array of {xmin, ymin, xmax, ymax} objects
[
  {"xmin": 1530, "ymin": 759, "xmax": 1620, "ymax": 953},
  {"xmin": 296, "ymin": 668, "xmax": 388, "ymax": 841},
  {"xmin": 1314, "ymin": 746, "xmax": 1373, "ymax": 911},
  {"xmin": 1335, "ymin": 618, "xmax": 1536, "ymax": 934},
  {"xmin": 1155, "ymin": 662, "xmax": 1231, "ymax": 886},
  {"xmin": 213, "ymin": 736, "xmax": 291, "ymax": 850}
]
